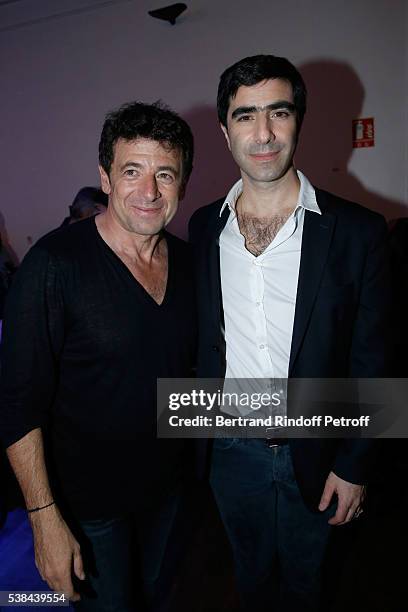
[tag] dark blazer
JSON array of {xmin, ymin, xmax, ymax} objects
[
  {"xmin": 189, "ymin": 187, "xmax": 390, "ymax": 510},
  {"xmin": 389, "ymin": 218, "xmax": 408, "ymax": 376}
]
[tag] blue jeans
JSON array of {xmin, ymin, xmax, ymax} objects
[
  {"xmin": 210, "ymin": 439, "xmax": 333, "ymax": 612},
  {"xmin": 73, "ymin": 492, "xmax": 179, "ymax": 612}
]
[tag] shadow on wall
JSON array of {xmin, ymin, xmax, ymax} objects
[
  {"xmin": 0, "ymin": 211, "xmax": 19, "ymax": 266},
  {"xmin": 167, "ymin": 105, "xmax": 239, "ymax": 240},
  {"xmin": 296, "ymin": 59, "xmax": 407, "ymax": 221}
]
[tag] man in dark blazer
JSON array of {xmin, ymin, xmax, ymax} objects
[{"xmin": 189, "ymin": 55, "xmax": 389, "ymax": 612}]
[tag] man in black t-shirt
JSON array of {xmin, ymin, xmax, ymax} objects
[{"xmin": 0, "ymin": 102, "xmax": 196, "ymax": 611}]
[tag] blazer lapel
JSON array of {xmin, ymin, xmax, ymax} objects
[{"xmin": 289, "ymin": 205, "xmax": 336, "ymax": 374}]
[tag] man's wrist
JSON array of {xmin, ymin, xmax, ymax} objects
[{"xmin": 27, "ymin": 500, "xmax": 55, "ymax": 514}]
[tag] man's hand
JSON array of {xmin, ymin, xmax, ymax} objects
[
  {"xmin": 29, "ymin": 505, "xmax": 85, "ymax": 601},
  {"xmin": 318, "ymin": 471, "xmax": 365, "ymax": 526},
  {"xmin": 6, "ymin": 431, "xmax": 85, "ymax": 600}
]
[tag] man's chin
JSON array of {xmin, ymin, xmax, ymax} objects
[
  {"xmin": 122, "ymin": 214, "xmax": 167, "ymax": 236},
  {"xmin": 248, "ymin": 162, "xmax": 295, "ymax": 184}
]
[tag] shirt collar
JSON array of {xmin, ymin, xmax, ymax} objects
[{"xmin": 219, "ymin": 169, "xmax": 321, "ymax": 217}]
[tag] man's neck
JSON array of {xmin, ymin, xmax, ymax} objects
[
  {"xmin": 95, "ymin": 211, "xmax": 164, "ymax": 264},
  {"xmin": 238, "ymin": 166, "xmax": 300, "ymax": 219}
]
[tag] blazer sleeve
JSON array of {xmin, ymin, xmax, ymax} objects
[
  {"xmin": 349, "ymin": 215, "xmax": 391, "ymax": 376},
  {"xmin": 334, "ymin": 215, "xmax": 391, "ymax": 484}
]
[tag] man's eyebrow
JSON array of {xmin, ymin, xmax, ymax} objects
[
  {"xmin": 156, "ymin": 165, "xmax": 180, "ymax": 176},
  {"xmin": 231, "ymin": 101, "xmax": 296, "ymax": 119},
  {"xmin": 119, "ymin": 161, "xmax": 143, "ymax": 171}
]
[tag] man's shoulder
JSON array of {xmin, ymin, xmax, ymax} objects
[
  {"xmin": 33, "ymin": 217, "xmax": 96, "ymax": 259},
  {"xmin": 15, "ymin": 219, "xmax": 97, "ymax": 277},
  {"xmin": 189, "ymin": 198, "xmax": 225, "ymax": 235},
  {"xmin": 190, "ymin": 198, "xmax": 225, "ymax": 222},
  {"xmin": 315, "ymin": 188, "xmax": 387, "ymax": 233}
]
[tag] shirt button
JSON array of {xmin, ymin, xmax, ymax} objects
[
  {"xmin": 259, "ymin": 344, "xmax": 266, "ymax": 349},
  {"xmin": 256, "ymin": 301, "xmax": 261, "ymax": 306}
]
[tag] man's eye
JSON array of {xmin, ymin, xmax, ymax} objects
[
  {"xmin": 157, "ymin": 173, "xmax": 173, "ymax": 182},
  {"xmin": 124, "ymin": 169, "xmax": 137, "ymax": 177},
  {"xmin": 273, "ymin": 111, "xmax": 290, "ymax": 118},
  {"xmin": 237, "ymin": 115, "xmax": 252, "ymax": 122}
]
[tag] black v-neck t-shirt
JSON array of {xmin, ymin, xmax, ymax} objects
[{"xmin": 0, "ymin": 217, "xmax": 196, "ymax": 518}]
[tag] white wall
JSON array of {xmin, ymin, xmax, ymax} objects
[{"xmin": 1, "ymin": 0, "xmax": 407, "ymax": 260}]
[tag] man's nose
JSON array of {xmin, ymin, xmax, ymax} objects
[
  {"xmin": 141, "ymin": 175, "xmax": 161, "ymax": 202},
  {"xmin": 254, "ymin": 114, "xmax": 275, "ymax": 144}
]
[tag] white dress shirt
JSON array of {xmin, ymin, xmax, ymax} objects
[{"xmin": 220, "ymin": 170, "xmax": 321, "ymax": 391}]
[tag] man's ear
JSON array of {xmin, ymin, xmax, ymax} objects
[
  {"xmin": 220, "ymin": 123, "xmax": 231, "ymax": 151},
  {"xmin": 98, "ymin": 165, "xmax": 111, "ymax": 195}
]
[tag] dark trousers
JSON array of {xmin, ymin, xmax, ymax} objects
[
  {"xmin": 73, "ymin": 491, "xmax": 179, "ymax": 612},
  {"xmin": 210, "ymin": 439, "xmax": 333, "ymax": 612}
]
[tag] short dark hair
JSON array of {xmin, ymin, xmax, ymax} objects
[
  {"xmin": 217, "ymin": 55, "xmax": 307, "ymax": 131},
  {"xmin": 98, "ymin": 101, "xmax": 194, "ymax": 187}
]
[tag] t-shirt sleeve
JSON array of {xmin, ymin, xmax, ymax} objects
[{"xmin": 0, "ymin": 246, "xmax": 65, "ymax": 448}]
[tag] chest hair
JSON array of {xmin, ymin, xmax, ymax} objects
[{"xmin": 237, "ymin": 211, "xmax": 292, "ymax": 256}]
